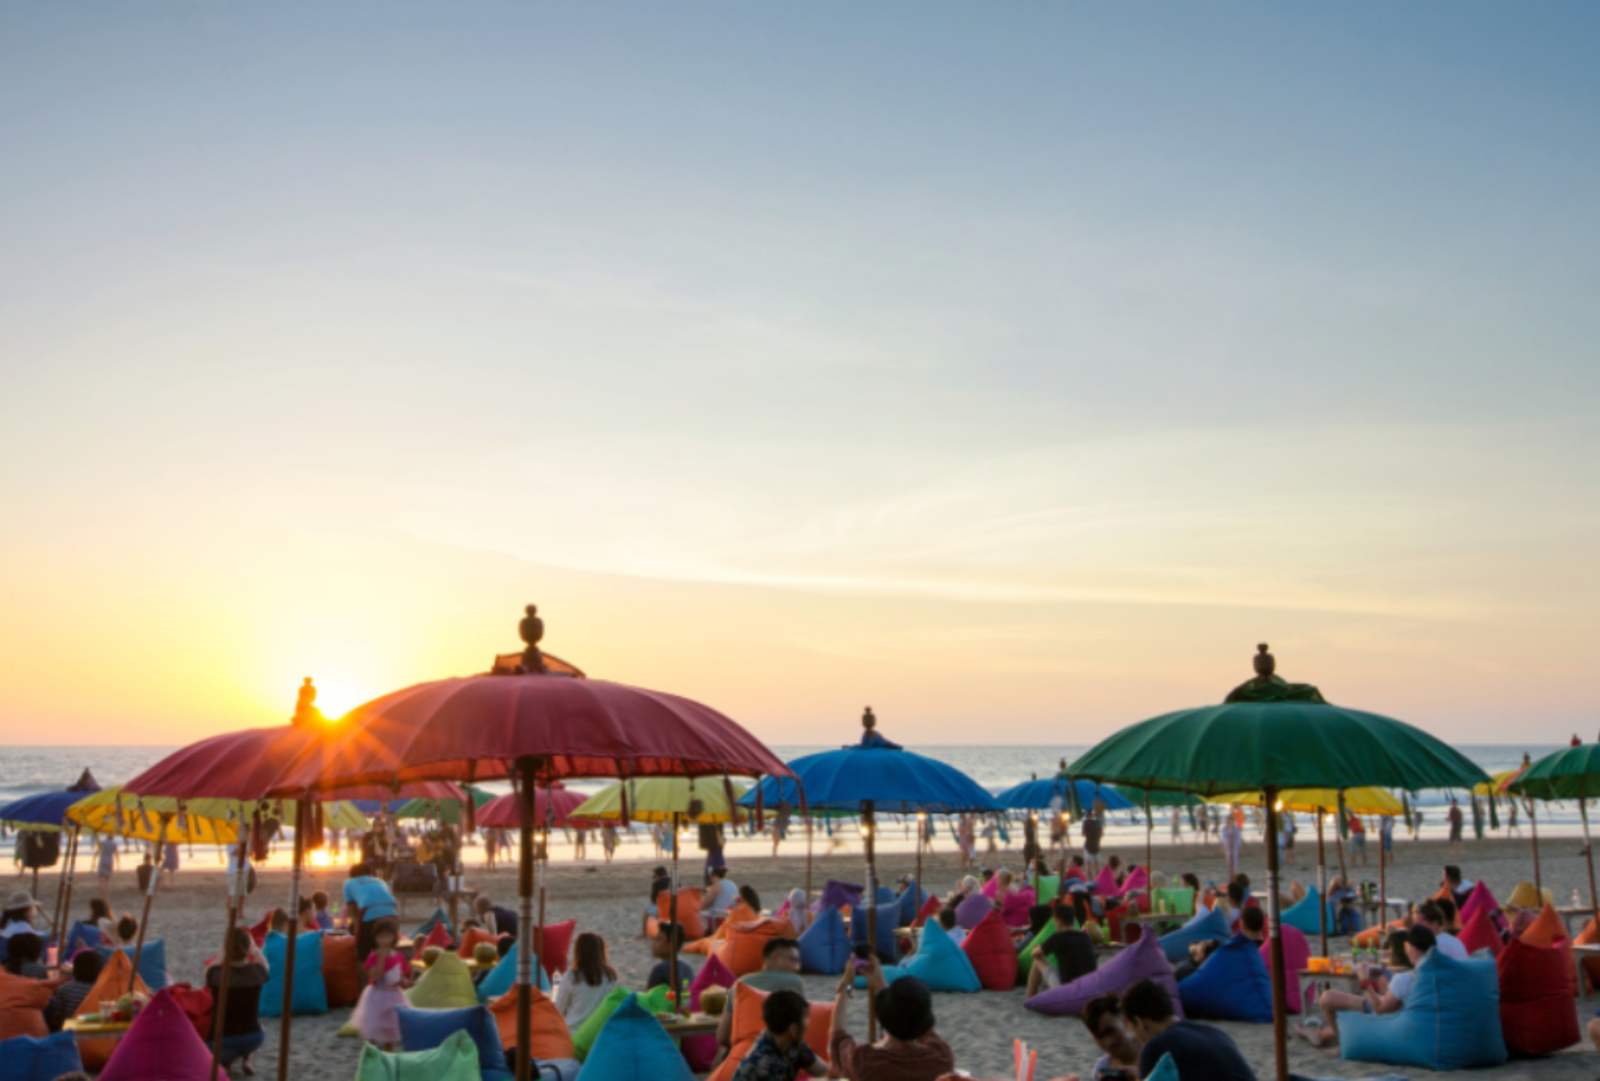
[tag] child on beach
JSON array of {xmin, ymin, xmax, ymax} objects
[
  {"xmin": 352, "ymin": 921, "xmax": 408, "ymax": 1050},
  {"xmin": 310, "ymin": 891, "xmax": 334, "ymax": 931}
]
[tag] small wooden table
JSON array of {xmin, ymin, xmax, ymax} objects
[
  {"xmin": 411, "ymin": 956, "xmax": 497, "ymax": 974},
  {"xmin": 1117, "ymin": 911, "xmax": 1186, "ymax": 942},
  {"xmin": 1357, "ymin": 897, "xmax": 1408, "ymax": 923},
  {"xmin": 396, "ymin": 888, "xmax": 478, "ymax": 918},
  {"xmin": 1556, "ymin": 906, "xmax": 1596, "ymax": 940},
  {"xmin": 64, "ymin": 1017, "xmax": 134, "ymax": 1041},
  {"xmin": 658, "ymin": 1013, "xmax": 720, "ymax": 1039}
]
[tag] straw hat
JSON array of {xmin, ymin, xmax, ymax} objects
[
  {"xmin": 1504, "ymin": 882, "xmax": 1554, "ymax": 910},
  {"xmin": 4, "ymin": 890, "xmax": 36, "ymax": 910}
]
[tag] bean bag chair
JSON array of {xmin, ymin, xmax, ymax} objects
[
  {"xmin": 902, "ymin": 919, "xmax": 981, "ymax": 992},
  {"xmin": 798, "ymin": 906, "xmax": 851, "ymax": 974},
  {"xmin": 356, "ymin": 1029, "xmax": 481, "ymax": 1081},
  {"xmin": 1178, "ymin": 934, "xmax": 1272, "ymax": 1022},
  {"xmin": 875, "ymin": 885, "xmax": 897, "ymax": 904},
  {"xmin": 706, "ymin": 981, "xmax": 832, "ymax": 1081},
  {"xmin": 683, "ymin": 954, "xmax": 735, "ymax": 1072},
  {"xmin": 912, "ymin": 893, "xmax": 942, "ymax": 928},
  {"xmin": 961, "ymin": 909, "xmax": 1019, "ymax": 991},
  {"xmin": 422, "ymin": 922, "xmax": 455, "ymax": 952},
  {"xmin": 97, "ymin": 939, "xmax": 169, "ymax": 991},
  {"xmin": 895, "ymin": 882, "xmax": 931, "ymax": 928},
  {"xmin": 62, "ymin": 920, "xmax": 101, "ymax": 961},
  {"xmin": 1339, "ymin": 949, "xmax": 1507, "ymax": 1070},
  {"xmin": 398, "ymin": 1005, "xmax": 511, "ymax": 1081},
  {"xmin": 955, "ymin": 893, "xmax": 992, "ymax": 930},
  {"xmin": 457, "ymin": 927, "xmax": 499, "ymax": 960},
  {"xmin": 1354, "ymin": 916, "xmax": 1407, "ymax": 949},
  {"xmin": 1505, "ymin": 882, "xmax": 1553, "ymax": 911},
  {"xmin": 1459, "ymin": 908, "xmax": 1504, "ymax": 958},
  {"xmin": 477, "ymin": 943, "xmax": 551, "ymax": 1004},
  {"xmin": 1260, "ymin": 925, "xmax": 1310, "ymax": 1014},
  {"xmin": 1159, "ymin": 906, "xmax": 1230, "ymax": 964},
  {"xmin": 322, "ymin": 931, "xmax": 364, "ymax": 1008},
  {"xmin": 818, "ymin": 880, "xmax": 864, "ymax": 912},
  {"xmin": 1459, "ymin": 880, "xmax": 1503, "ymax": 930},
  {"xmin": 849, "ymin": 900, "xmax": 900, "ymax": 959},
  {"xmin": 570, "ymin": 986, "xmax": 630, "ymax": 1060},
  {"xmin": 0, "ymin": 1031, "xmax": 83, "ymax": 1081},
  {"xmin": 259, "ymin": 930, "xmax": 327, "ymax": 1017},
  {"xmin": 1035, "ymin": 874, "xmax": 1061, "ymax": 900},
  {"xmin": 1497, "ymin": 937, "xmax": 1578, "ymax": 1057},
  {"xmin": 1001, "ymin": 888, "xmax": 1037, "ymax": 928},
  {"xmin": 97, "ymin": 988, "xmax": 216, "ymax": 1081},
  {"xmin": 532, "ymin": 920, "xmax": 576, "ymax": 978},
  {"xmin": 714, "ymin": 918, "xmax": 792, "ymax": 977},
  {"xmin": 487, "ymin": 987, "xmax": 574, "ymax": 1061},
  {"xmin": 1119, "ymin": 867, "xmax": 1148, "ymax": 896},
  {"xmin": 409, "ymin": 951, "xmax": 480, "ymax": 1010},
  {"xmin": 1152, "ymin": 888, "xmax": 1195, "ymax": 916},
  {"xmin": 1280, "ymin": 887, "xmax": 1323, "ymax": 936},
  {"xmin": 248, "ymin": 911, "xmax": 272, "ymax": 947},
  {"xmin": 1065, "ymin": 864, "xmax": 1088, "ymax": 882},
  {"xmin": 981, "ymin": 875, "xmax": 1001, "ymax": 899},
  {"xmin": 577, "ymin": 994, "xmax": 694, "ymax": 1081},
  {"xmin": 656, "ymin": 887, "xmax": 705, "ymax": 942},
  {"xmin": 164, "ymin": 982, "xmax": 214, "ymax": 1040},
  {"xmin": 1016, "ymin": 922, "xmax": 1054, "ymax": 979},
  {"xmin": 1519, "ymin": 904, "xmax": 1567, "ymax": 948},
  {"xmin": 1092, "ymin": 865, "xmax": 1119, "ymax": 897},
  {"xmin": 415, "ymin": 906, "xmax": 455, "ymax": 944},
  {"xmin": 73, "ymin": 950, "xmax": 148, "ymax": 1071},
  {"xmin": 1025, "ymin": 927, "xmax": 1179, "ymax": 1017},
  {"xmin": 1144, "ymin": 1051, "xmax": 1179, "ymax": 1081}
]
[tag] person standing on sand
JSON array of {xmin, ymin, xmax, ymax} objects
[
  {"xmin": 1081, "ymin": 814, "xmax": 1104, "ymax": 874},
  {"xmin": 1219, "ymin": 811, "xmax": 1242, "ymax": 880},
  {"xmin": 1446, "ymin": 798, "xmax": 1464, "ymax": 855},
  {"xmin": 95, "ymin": 836, "xmax": 117, "ymax": 900},
  {"xmin": 1170, "ymin": 808, "xmax": 1182, "ymax": 845}
]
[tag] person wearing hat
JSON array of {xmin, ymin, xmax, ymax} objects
[
  {"xmin": 0, "ymin": 892, "xmax": 42, "ymax": 943},
  {"xmin": 828, "ymin": 956, "xmax": 954, "ymax": 1080},
  {"xmin": 1503, "ymin": 881, "xmax": 1554, "ymax": 936}
]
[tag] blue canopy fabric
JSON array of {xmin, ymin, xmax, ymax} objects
[
  {"xmin": 994, "ymin": 778, "xmax": 1133, "ymax": 812},
  {"xmin": 0, "ymin": 790, "xmax": 84, "ymax": 829},
  {"xmin": 738, "ymin": 731, "xmax": 999, "ymax": 814}
]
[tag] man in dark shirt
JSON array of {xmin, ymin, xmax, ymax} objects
[
  {"xmin": 731, "ymin": 989, "xmax": 826, "ymax": 1081},
  {"xmin": 645, "ymin": 921, "xmax": 696, "ymax": 995},
  {"xmin": 1122, "ymin": 978, "xmax": 1256, "ymax": 1081},
  {"xmin": 46, "ymin": 952, "xmax": 102, "ymax": 1032},
  {"xmin": 1024, "ymin": 903, "xmax": 1096, "ymax": 998},
  {"xmin": 1081, "ymin": 816, "xmax": 1105, "ymax": 870}
]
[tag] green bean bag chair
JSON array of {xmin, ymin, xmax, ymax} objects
[
  {"xmin": 570, "ymin": 986, "xmax": 631, "ymax": 1060},
  {"xmin": 408, "ymin": 951, "xmax": 479, "ymax": 1009},
  {"xmin": 356, "ymin": 1029, "xmax": 480, "ymax": 1081}
]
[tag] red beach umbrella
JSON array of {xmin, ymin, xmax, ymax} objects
[{"xmin": 477, "ymin": 788, "xmax": 586, "ymax": 830}]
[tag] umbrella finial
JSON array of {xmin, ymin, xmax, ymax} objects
[
  {"xmin": 519, "ymin": 605, "xmax": 548, "ymax": 673},
  {"xmin": 293, "ymin": 678, "xmax": 324, "ymax": 726},
  {"xmin": 862, "ymin": 706, "xmax": 876, "ymax": 732},
  {"xmin": 1253, "ymin": 643, "xmax": 1275, "ymax": 679}
]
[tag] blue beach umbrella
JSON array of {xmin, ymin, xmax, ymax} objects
[
  {"xmin": 995, "ymin": 777, "xmax": 1134, "ymax": 812},
  {"xmin": 0, "ymin": 790, "xmax": 84, "ymax": 831}
]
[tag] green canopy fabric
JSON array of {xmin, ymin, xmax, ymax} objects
[
  {"xmin": 395, "ymin": 785, "xmax": 496, "ymax": 823},
  {"xmin": 1111, "ymin": 786, "xmax": 1205, "ymax": 807},
  {"xmin": 1509, "ymin": 744, "xmax": 1600, "ymax": 800}
]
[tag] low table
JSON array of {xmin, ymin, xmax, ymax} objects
[
  {"xmin": 396, "ymin": 888, "xmax": 478, "ymax": 918},
  {"xmin": 1556, "ymin": 906, "xmax": 1596, "ymax": 940},
  {"xmin": 64, "ymin": 1017, "xmax": 133, "ymax": 1042},
  {"xmin": 658, "ymin": 1013, "xmax": 720, "ymax": 1039},
  {"xmin": 1356, "ymin": 897, "xmax": 1408, "ymax": 923},
  {"xmin": 411, "ymin": 956, "xmax": 497, "ymax": 974}
]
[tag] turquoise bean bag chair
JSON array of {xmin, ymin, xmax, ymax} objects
[
  {"xmin": 260, "ymin": 930, "xmax": 327, "ymax": 1016},
  {"xmin": 397, "ymin": 1005, "xmax": 510, "ymax": 1081},
  {"xmin": 414, "ymin": 906, "xmax": 455, "ymax": 942},
  {"xmin": 1177, "ymin": 934, "xmax": 1273, "ymax": 1022},
  {"xmin": 1280, "ymin": 887, "xmax": 1323, "ymax": 936},
  {"xmin": 576, "ymin": 995, "xmax": 694, "ymax": 1081},
  {"xmin": 1339, "ymin": 949, "xmax": 1507, "ymax": 1070},
  {"xmin": 96, "ymin": 940, "xmax": 169, "ymax": 990},
  {"xmin": 0, "ymin": 1032, "xmax": 83, "ymax": 1081},
  {"xmin": 476, "ymin": 944, "xmax": 549, "ymax": 1004},
  {"xmin": 902, "ymin": 919, "xmax": 980, "ymax": 993},
  {"xmin": 1159, "ymin": 906, "xmax": 1231, "ymax": 964},
  {"xmin": 798, "ymin": 906, "xmax": 851, "ymax": 975}
]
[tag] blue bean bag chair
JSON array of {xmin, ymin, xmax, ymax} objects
[
  {"xmin": 1339, "ymin": 949, "xmax": 1507, "ymax": 1070},
  {"xmin": 798, "ymin": 906, "xmax": 850, "ymax": 974},
  {"xmin": 1177, "ymin": 934, "xmax": 1273, "ymax": 1022},
  {"xmin": 476, "ymin": 944, "xmax": 550, "ymax": 1004},
  {"xmin": 259, "ymin": 930, "xmax": 327, "ymax": 1017},
  {"xmin": 848, "ymin": 900, "xmax": 899, "ymax": 959},
  {"xmin": 902, "ymin": 919, "xmax": 980, "ymax": 993},
  {"xmin": 398, "ymin": 1005, "xmax": 510, "ymax": 1081},
  {"xmin": 895, "ymin": 882, "xmax": 931, "ymax": 928},
  {"xmin": 97, "ymin": 940, "xmax": 169, "ymax": 990},
  {"xmin": 1280, "ymin": 887, "xmax": 1323, "ymax": 936},
  {"xmin": 576, "ymin": 995, "xmax": 694, "ymax": 1081},
  {"xmin": 875, "ymin": 885, "xmax": 897, "ymax": 904},
  {"xmin": 0, "ymin": 1031, "xmax": 84, "ymax": 1081},
  {"xmin": 1159, "ymin": 906, "xmax": 1231, "ymax": 964},
  {"xmin": 63, "ymin": 921, "xmax": 101, "ymax": 960}
]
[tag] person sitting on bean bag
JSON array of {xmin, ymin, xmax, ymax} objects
[
  {"xmin": 1121, "ymin": 977, "xmax": 1254, "ymax": 1081},
  {"xmin": 827, "ymin": 959, "xmax": 954, "ymax": 1081},
  {"xmin": 1171, "ymin": 939, "xmax": 1222, "ymax": 982},
  {"xmin": 1023, "ymin": 903, "xmax": 1097, "ymax": 999},
  {"xmin": 1075, "ymin": 992, "xmax": 1142, "ymax": 1081},
  {"xmin": 1297, "ymin": 925, "xmax": 1432, "ymax": 1049},
  {"xmin": 728, "ymin": 989, "xmax": 827, "ymax": 1081}
]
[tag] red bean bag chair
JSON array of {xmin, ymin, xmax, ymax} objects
[
  {"xmin": 1459, "ymin": 908, "xmax": 1504, "ymax": 958},
  {"xmin": 98, "ymin": 988, "xmax": 216, "ymax": 1081},
  {"xmin": 248, "ymin": 911, "xmax": 273, "ymax": 947},
  {"xmin": 321, "ymin": 932, "xmax": 363, "ymax": 1008},
  {"xmin": 532, "ymin": 919, "xmax": 576, "ymax": 978},
  {"xmin": 911, "ymin": 893, "xmax": 942, "ymax": 928},
  {"xmin": 163, "ymin": 983, "xmax": 213, "ymax": 1040},
  {"xmin": 1497, "ymin": 937, "xmax": 1579, "ymax": 1057},
  {"xmin": 960, "ymin": 909, "xmax": 1019, "ymax": 991},
  {"xmin": 1260, "ymin": 925, "xmax": 1310, "ymax": 1014},
  {"xmin": 420, "ymin": 921, "xmax": 453, "ymax": 951}
]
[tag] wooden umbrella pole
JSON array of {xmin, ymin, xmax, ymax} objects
[
  {"xmin": 51, "ymin": 825, "xmax": 80, "ymax": 953},
  {"xmin": 1144, "ymin": 794, "xmax": 1153, "ymax": 888},
  {"xmin": 1379, "ymin": 816, "xmax": 1388, "ymax": 938},
  {"xmin": 275, "ymin": 799, "xmax": 308, "ymax": 1081},
  {"xmin": 513, "ymin": 757, "xmax": 539, "ymax": 1081},
  {"xmin": 1263, "ymin": 786, "xmax": 1289, "ymax": 1081},
  {"xmin": 805, "ymin": 812, "xmax": 814, "ymax": 902},
  {"xmin": 864, "ymin": 800, "xmax": 878, "ymax": 1043},
  {"xmin": 915, "ymin": 813, "xmax": 923, "ymax": 909},
  {"xmin": 1529, "ymin": 798, "xmax": 1543, "ymax": 895},
  {"xmin": 128, "ymin": 815, "xmax": 167, "ymax": 992},
  {"xmin": 1315, "ymin": 810, "xmax": 1328, "ymax": 958},
  {"xmin": 1583, "ymin": 801, "xmax": 1599, "ymax": 933},
  {"xmin": 211, "ymin": 826, "xmax": 251, "ymax": 1081}
]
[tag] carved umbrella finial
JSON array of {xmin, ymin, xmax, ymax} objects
[
  {"xmin": 293, "ymin": 678, "xmax": 322, "ymax": 724},
  {"xmin": 862, "ymin": 706, "xmax": 876, "ymax": 731},
  {"xmin": 1253, "ymin": 643, "xmax": 1275, "ymax": 679},
  {"xmin": 519, "ymin": 605, "xmax": 547, "ymax": 673}
]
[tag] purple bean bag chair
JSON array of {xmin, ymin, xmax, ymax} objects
[
  {"xmin": 955, "ymin": 893, "xmax": 993, "ymax": 931},
  {"xmin": 1024, "ymin": 927, "xmax": 1182, "ymax": 1018},
  {"xmin": 818, "ymin": 880, "xmax": 864, "ymax": 913}
]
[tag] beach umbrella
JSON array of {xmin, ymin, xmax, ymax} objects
[
  {"xmin": 477, "ymin": 788, "xmax": 588, "ymax": 830},
  {"xmin": 260, "ymin": 610, "xmax": 795, "ymax": 1081},
  {"xmin": 1508, "ymin": 744, "xmax": 1600, "ymax": 931},
  {"xmin": 998, "ymin": 776, "xmax": 1135, "ymax": 888},
  {"xmin": 394, "ymin": 784, "xmax": 497, "ymax": 824},
  {"xmin": 739, "ymin": 709, "xmax": 998, "ymax": 1039},
  {"xmin": 1, "ymin": 786, "xmax": 100, "ymax": 944},
  {"xmin": 1069, "ymin": 644, "xmax": 1488, "ymax": 1081}
]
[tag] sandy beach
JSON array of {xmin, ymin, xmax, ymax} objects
[{"xmin": 58, "ymin": 833, "xmax": 1598, "ymax": 1080}]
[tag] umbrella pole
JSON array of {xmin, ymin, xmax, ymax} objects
[
  {"xmin": 1315, "ymin": 810, "xmax": 1328, "ymax": 958},
  {"xmin": 1528, "ymin": 798, "xmax": 1543, "ymax": 895},
  {"xmin": 864, "ymin": 800, "xmax": 878, "ymax": 1043},
  {"xmin": 669, "ymin": 812, "xmax": 682, "ymax": 1017},
  {"xmin": 51, "ymin": 825, "xmax": 80, "ymax": 954},
  {"xmin": 514, "ymin": 756, "xmax": 539, "ymax": 1081},
  {"xmin": 1379, "ymin": 820, "xmax": 1388, "ymax": 940},
  {"xmin": 805, "ymin": 812, "xmax": 814, "ymax": 902},
  {"xmin": 128, "ymin": 815, "xmax": 167, "ymax": 992},
  {"xmin": 275, "ymin": 799, "xmax": 307, "ymax": 1081},
  {"xmin": 915, "ymin": 813, "xmax": 923, "ymax": 911},
  {"xmin": 1263, "ymin": 786, "xmax": 1289, "ymax": 1081},
  {"xmin": 1144, "ymin": 794, "xmax": 1152, "ymax": 886},
  {"xmin": 1583, "ymin": 802, "xmax": 1599, "ymax": 936},
  {"xmin": 211, "ymin": 828, "xmax": 250, "ymax": 1081}
]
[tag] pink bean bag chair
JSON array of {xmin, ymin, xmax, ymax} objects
[
  {"xmin": 1260, "ymin": 925, "xmax": 1310, "ymax": 1014},
  {"xmin": 1119, "ymin": 867, "xmax": 1148, "ymax": 896},
  {"xmin": 1025, "ymin": 927, "xmax": 1182, "ymax": 1017},
  {"xmin": 98, "ymin": 988, "xmax": 217, "ymax": 1081},
  {"xmin": 683, "ymin": 954, "xmax": 736, "ymax": 1072},
  {"xmin": 1460, "ymin": 881, "xmax": 1508, "ymax": 939},
  {"xmin": 1001, "ymin": 888, "xmax": 1037, "ymax": 928},
  {"xmin": 1460, "ymin": 908, "xmax": 1505, "ymax": 958},
  {"xmin": 961, "ymin": 910, "xmax": 1018, "ymax": 991},
  {"xmin": 1093, "ymin": 865, "xmax": 1119, "ymax": 896},
  {"xmin": 981, "ymin": 876, "xmax": 1000, "ymax": 899}
]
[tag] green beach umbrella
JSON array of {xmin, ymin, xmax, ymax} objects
[
  {"xmin": 395, "ymin": 784, "xmax": 496, "ymax": 824},
  {"xmin": 1069, "ymin": 644, "xmax": 1489, "ymax": 1081},
  {"xmin": 1508, "ymin": 743, "xmax": 1600, "ymax": 931}
]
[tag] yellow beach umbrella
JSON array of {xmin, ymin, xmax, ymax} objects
[
  {"xmin": 1473, "ymin": 769, "xmax": 1522, "ymax": 797},
  {"xmin": 67, "ymin": 786, "xmax": 240, "ymax": 844},
  {"xmin": 1208, "ymin": 787, "xmax": 1403, "ymax": 816},
  {"xmin": 571, "ymin": 777, "xmax": 749, "ymax": 824}
]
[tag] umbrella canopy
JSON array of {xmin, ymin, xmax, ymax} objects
[
  {"xmin": 738, "ymin": 732, "xmax": 999, "ymax": 814},
  {"xmin": 1509, "ymin": 744, "xmax": 1600, "ymax": 800},
  {"xmin": 574, "ymin": 777, "xmax": 749, "ymax": 824},
  {"xmin": 66, "ymin": 786, "xmax": 241, "ymax": 844},
  {"xmin": 394, "ymin": 785, "xmax": 497, "ymax": 823},
  {"xmin": 477, "ymin": 788, "xmax": 590, "ymax": 830},
  {"xmin": 0, "ymin": 790, "xmax": 88, "ymax": 831},
  {"xmin": 1108, "ymin": 785, "xmax": 1205, "ymax": 808},
  {"xmin": 995, "ymin": 777, "xmax": 1133, "ymax": 811},
  {"xmin": 1208, "ymin": 787, "xmax": 1404, "ymax": 816}
]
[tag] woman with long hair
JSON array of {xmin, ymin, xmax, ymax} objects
[
  {"xmin": 553, "ymin": 932, "xmax": 618, "ymax": 1029},
  {"xmin": 87, "ymin": 897, "xmax": 115, "ymax": 942},
  {"xmin": 206, "ymin": 927, "xmax": 269, "ymax": 1071}
]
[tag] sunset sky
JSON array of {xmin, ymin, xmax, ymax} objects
[{"xmin": 2, "ymin": 4, "xmax": 1598, "ymax": 746}]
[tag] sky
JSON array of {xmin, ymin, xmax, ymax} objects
[{"xmin": 2, "ymin": 3, "xmax": 1598, "ymax": 747}]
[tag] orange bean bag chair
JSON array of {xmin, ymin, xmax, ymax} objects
[
  {"xmin": 488, "ymin": 987, "xmax": 575, "ymax": 1060},
  {"xmin": 961, "ymin": 909, "xmax": 1019, "ymax": 991},
  {"xmin": 531, "ymin": 920, "xmax": 576, "ymax": 978},
  {"xmin": 457, "ymin": 927, "xmax": 499, "ymax": 960},
  {"xmin": 1354, "ymin": 916, "xmax": 1408, "ymax": 949},
  {"xmin": 684, "ymin": 901, "xmax": 757, "ymax": 956},
  {"xmin": 1497, "ymin": 937, "xmax": 1579, "ymax": 1056},
  {"xmin": 707, "ymin": 981, "xmax": 833, "ymax": 1081},
  {"xmin": 1574, "ymin": 919, "xmax": 1600, "ymax": 994},
  {"xmin": 75, "ymin": 950, "xmax": 149, "ymax": 1071},
  {"xmin": 713, "ymin": 917, "xmax": 795, "ymax": 977},
  {"xmin": 1519, "ymin": 905, "xmax": 1567, "ymax": 948},
  {"xmin": 657, "ymin": 887, "xmax": 706, "ymax": 942},
  {"xmin": 321, "ymin": 932, "xmax": 363, "ymax": 1008},
  {"xmin": 1458, "ymin": 908, "xmax": 1504, "ymax": 959}
]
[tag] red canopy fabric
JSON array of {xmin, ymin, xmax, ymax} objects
[
  {"xmin": 267, "ymin": 673, "xmax": 795, "ymax": 793},
  {"xmin": 477, "ymin": 789, "xmax": 587, "ymax": 830}
]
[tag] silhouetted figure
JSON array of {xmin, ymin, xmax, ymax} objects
[
  {"xmin": 293, "ymin": 678, "xmax": 324, "ymax": 724},
  {"xmin": 520, "ymin": 605, "xmax": 547, "ymax": 672}
]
